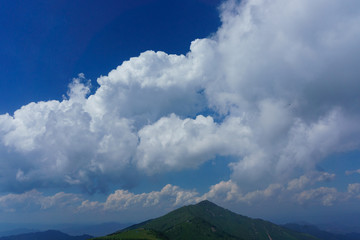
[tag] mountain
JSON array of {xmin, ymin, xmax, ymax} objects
[
  {"xmin": 283, "ymin": 223, "xmax": 360, "ymax": 240},
  {"xmin": 0, "ymin": 229, "xmax": 38, "ymax": 238},
  {"xmin": 93, "ymin": 200, "xmax": 319, "ymax": 240},
  {"xmin": 0, "ymin": 230, "xmax": 93, "ymax": 240},
  {"xmin": 316, "ymin": 222, "xmax": 360, "ymax": 235},
  {"xmin": 57, "ymin": 222, "xmax": 132, "ymax": 237},
  {"xmin": 0, "ymin": 222, "xmax": 131, "ymax": 238}
]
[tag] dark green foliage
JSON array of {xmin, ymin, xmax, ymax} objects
[
  {"xmin": 95, "ymin": 200, "xmax": 320, "ymax": 240},
  {"xmin": 92, "ymin": 228, "xmax": 167, "ymax": 240}
]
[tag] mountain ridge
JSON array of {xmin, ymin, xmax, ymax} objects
[
  {"xmin": 0, "ymin": 229, "xmax": 93, "ymax": 240},
  {"xmin": 94, "ymin": 200, "xmax": 319, "ymax": 240}
]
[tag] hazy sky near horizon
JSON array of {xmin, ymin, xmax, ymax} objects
[{"xmin": 1, "ymin": 0, "xmax": 360, "ymax": 227}]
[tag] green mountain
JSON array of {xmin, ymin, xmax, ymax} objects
[{"xmin": 93, "ymin": 200, "xmax": 319, "ymax": 240}]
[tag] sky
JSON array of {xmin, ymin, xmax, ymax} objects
[{"xmin": 1, "ymin": 0, "xmax": 360, "ymax": 231}]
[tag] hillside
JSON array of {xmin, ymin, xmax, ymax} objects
[
  {"xmin": 283, "ymin": 223, "xmax": 360, "ymax": 240},
  {"xmin": 0, "ymin": 230, "xmax": 92, "ymax": 240},
  {"xmin": 93, "ymin": 200, "xmax": 319, "ymax": 240}
]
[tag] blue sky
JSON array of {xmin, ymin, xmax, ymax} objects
[
  {"xmin": 0, "ymin": 0, "xmax": 220, "ymax": 114},
  {"xmin": 1, "ymin": 0, "xmax": 360, "ymax": 230}
]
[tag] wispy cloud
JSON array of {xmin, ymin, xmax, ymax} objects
[{"xmin": 345, "ymin": 169, "xmax": 360, "ymax": 175}]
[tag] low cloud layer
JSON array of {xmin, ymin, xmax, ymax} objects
[
  {"xmin": 0, "ymin": 190, "xmax": 81, "ymax": 212},
  {"xmin": 1, "ymin": 0, "xmax": 360, "ymax": 195},
  {"xmin": 1, "ymin": 172, "xmax": 359, "ymax": 218}
]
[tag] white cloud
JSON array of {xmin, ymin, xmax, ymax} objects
[
  {"xmin": 77, "ymin": 175, "xmax": 358, "ymax": 214},
  {"xmin": 241, "ymin": 183, "xmax": 283, "ymax": 204},
  {"xmin": 79, "ymin": 184, "xmax": 199, "ymax": 212},
  {"xmin": 277, "ymin": 109, "xmax": 360, "ymax": 175},
  {"xmin": 348, "ymin": 183, "xmax": 360, "ymax": 198},
  {"xmin": 287, "ymin": 172, "xmax": 335, "ymax": 191},
  {"xmin": 85, "ymin": 50, "xmax": 208, "ymax": 127},
  {"xmin": 295, "ymin": 187, "xmax": 340, "ymax": 206},
  {"xmin": 0, "ymin": 190, "xmax": 81, "ymax": 212},
  {"xmin": 201, "ymin": 180, "xmax": 242, "ymax": 202},
  {"xmin": 345, "ymin": 169, "xmax": 360, "ymax": 175},
  {"xmin": 136, "ymin": 114, "xmax": 253, "ymax": 174},
  {"xmin": 0, "ymin": 76, "xmax": 138, "ymax": 193},
  {"xmin": 1, "ymin": 0, "xmax": 360, "ymax": 194},
  {"xmin": 199, "ymin": 172, "xmax": 339, "ymax": 206},
  {"xmin": 2, "ymin": 178, "xmax": 358, "ymax": 215}
]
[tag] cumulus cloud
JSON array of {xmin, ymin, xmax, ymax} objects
[
  {"xmin": 1, "ymin": 0, "xmax": 360, "ymax": 194},
  {"xmin": 287, "ymin": 172, "xmax": 335, "ymax": 191},
  {"xmin": 2, "ymin": 177, "xmax": 358, "ymax": 214},
  {"xmin": 79, "ymin": 184, "xmax": 199, "ymax": 212},
  {"xmin": 0, "ymin": 75, "xmax": 138, "ymax": 193},
  {"xmin": 136, "ymin": 114, "xmax": 253, "ymax": 173},
  {"xmin": 79, "ymin": 172, "xmax": 346, "ymax": 212},
  {"xmin": 0, "ymin": 190, "xmax": 81, "ymax": 212},
  {"xmin": 202, "ymin": 180, "xmax": 283, "ymax": 204},
  {"xmin": 201, "ymin": 180, "xmax": 242, "ymax": 202},
  {"xmin": 295, "ymin": 187, "xmax": 340, "ymax": 206},
  {"xmin": 201, "ymin": 172, "xmax": 339, "ymax": 206}
]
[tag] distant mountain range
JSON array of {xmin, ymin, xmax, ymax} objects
[
  {"xmin": 0, "ymin": 230, "xmax": 92, "ymax": 240},
  {"xmin": 0, "ymin": 229, "xmax": 39, "ymax": 238},
  {"xmin": 0, "ymin": 222, "xmax": 132, "ymax": 238},
  {"xmin": 56, "ymin": 222, "xmax": 132, "ymax": 237},
  {"xmin": 2, "ymin": 201, "xmax": 359, "ymax": 240},
  {"xmin": 283, "ymin": 223, "xmax": 360, "ymax": 240}
]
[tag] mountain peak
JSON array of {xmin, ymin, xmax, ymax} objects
[
  {"xmin": 100, "ymin": 200, "xmax": 319, "ymax": 240},
  {"xmin": 191, "ymin": 200, "xmax": 221, "ymax": 208},
  {"xmin": 196, "ymin": 199, "xmax": 217, "ymax": 206}
]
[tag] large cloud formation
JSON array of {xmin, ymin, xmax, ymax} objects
[{"xmin": 1, "ymin": 0, "xmax": 360, "ymax": 195}]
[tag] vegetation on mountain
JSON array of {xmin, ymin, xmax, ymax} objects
[
  {"xmin": 93, "ymin": 200, "xmax": 319, "ymax": 240},
  {"xmin": 94, "ymin": 228, "xmax": 167, "ymax": 240}
]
